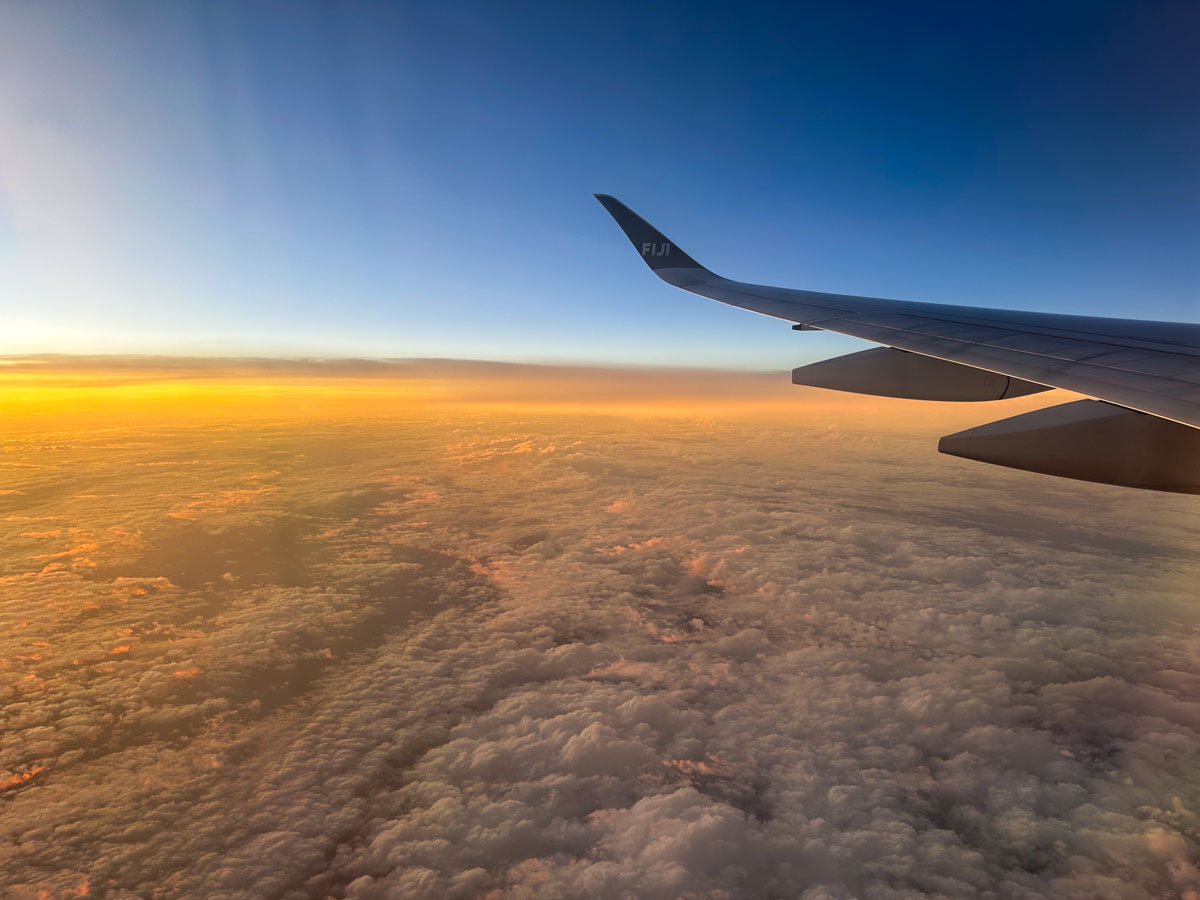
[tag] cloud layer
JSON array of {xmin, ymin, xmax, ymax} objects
[{"xmin": 3, "ymin": 372, "xmax": 1200, "ymax": 899}]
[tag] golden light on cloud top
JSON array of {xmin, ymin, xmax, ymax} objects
[
  {"xmin": 2, "ymin": 356, "xmax": 1199, "ymax": 898},
  {"xmin": 0, "ymin": 355, "xmax": 1065, "ymax": 430}
]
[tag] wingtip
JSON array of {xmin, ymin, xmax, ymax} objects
[
  {"xmin": 592, "ymin": 194, "xmax": 706, "ymax": 272},
  {"xmin": 593, "ymin": 193, "xmax": 623, "ymax": 214}
]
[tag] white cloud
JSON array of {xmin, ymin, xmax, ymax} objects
[{"xmin": 3, "ymin": 408, "xmax": 1200, "ymax": 898}]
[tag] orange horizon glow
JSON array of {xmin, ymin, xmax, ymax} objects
[{"xmin": 0, "ymin": 357, "xmax": 1070, "ymax": 432}]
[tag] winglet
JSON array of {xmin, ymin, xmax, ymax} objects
[{"xmin": 594, "ymin": 194, "xmax": 708, "ymax": 272}]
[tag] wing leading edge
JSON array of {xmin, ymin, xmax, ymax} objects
[{"xmin": 595, "ymin": 194, "xmax": 1200, "ymax": 493}]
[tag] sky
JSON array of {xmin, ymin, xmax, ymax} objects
[{"xmin": 0, "ymin": 0, "xmax": 1197, "ymax": 366}]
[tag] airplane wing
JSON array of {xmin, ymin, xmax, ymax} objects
[{"xmin": 595, "ymin": 194, "xmax": 1200, "ymax": 494}]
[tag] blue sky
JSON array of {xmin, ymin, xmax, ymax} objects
[{"xmin": 1, "ymin": 0, "xmax": 1196, "ymax": 367}]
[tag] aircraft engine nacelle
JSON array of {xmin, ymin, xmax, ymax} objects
[
  {"xmin": 939, "ymin": 400, "xmax": 1200, "ymax": 494},
  {"xmin": 792, "ymin": 347, "xmax": 1048, "ymax": 401}
]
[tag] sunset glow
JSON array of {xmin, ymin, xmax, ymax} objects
[
  {"xmin": 3, "ymin": 358, "xmax": 1200, "ymax": 897},
  {"xmin": 3, "ymin": 0, "xmax": 1198, "ymax": 895},
  {"xmin": 0, "ymin": 356, "xmax": 1070, "ymax": 428}
]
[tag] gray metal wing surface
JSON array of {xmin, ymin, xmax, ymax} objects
[
  {"xmin": 595, "ymin": 194, "xmax": 1200, "ymax": 430},
  {"xmin": 595, "ymin": 194, "xmax": 1200, "ymax": 493}
]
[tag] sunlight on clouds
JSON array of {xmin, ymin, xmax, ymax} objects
[
  {"xmin": 1, "ymin": 358, "xmax": 1198, "ymax": 899},
  {"xmin": 0, "ymin": 355, "xmax": 1065, "ymax": 429}
]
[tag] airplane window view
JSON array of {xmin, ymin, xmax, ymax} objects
[{"xmin": 2, "ymin": 2, "xmax": 1198, "ymax": 898}]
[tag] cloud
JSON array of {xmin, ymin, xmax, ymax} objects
[{"xmin": 2, "ymin": 374, "xmax": 1199, "ymax": 898}]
